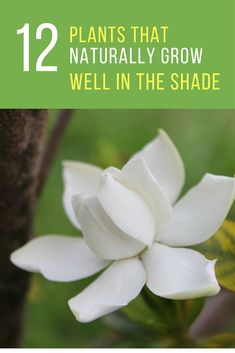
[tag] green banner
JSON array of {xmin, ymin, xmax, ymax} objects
[{"xmin": 0, "ymin": 0, "xmax": 234, "ymax": 108}]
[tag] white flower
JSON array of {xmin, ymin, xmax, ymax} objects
[{"xmin": 11, "ymin": 130, "xmax": 235, "ymax": 323}]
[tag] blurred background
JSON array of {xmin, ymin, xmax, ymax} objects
[{"xmin": 24, "ymin": 109, "xmax": 235, "ymax": 347}]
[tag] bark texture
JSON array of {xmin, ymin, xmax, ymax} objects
[{"xmin": 0, "ymin": 110, "xmax": 48, "ymax": 347}]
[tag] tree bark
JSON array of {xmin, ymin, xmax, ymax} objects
[{"xmin": 0, "ymin": 110, "xmax": 48, "ymax": 347}]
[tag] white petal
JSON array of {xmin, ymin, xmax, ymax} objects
[
  {"xmin": 63, "ymin": 161, "xmax": 103, "ymax": 229},
  {"xmin": 121, "ymin": 157, "xmax": 172, "ymax": 234},
  {"xmin": 158, "ymin": 174, "xmax": 235, "ymax": 247},
  {"xmin": 72, "ymin": 194, "xmax": 147, "ymax": 260},
  {"xmin": 68, "ymin": 257, "xmax": 146, "ymax": 322},
  {"xmin": 134, "ymin": 130, "xmax": 185, "ymax": 204},
  {"xmin": 103, "ymin": 166, "xmax": 121, "ymax": 176},
  {"xmin": 141, "ymin": 243, "xmax": 220, "ymax": 300},
  {"xmin": 10, "ymin": 236, "xmax": 110, "ymax": 282},
  {"xmin": 97, "ymin": 173, "xmax": 155, "ymax": 246}
]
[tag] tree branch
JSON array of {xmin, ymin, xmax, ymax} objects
[{"xmin": 36, "ymin": 109, "xmax": 74, "ymax": 197}]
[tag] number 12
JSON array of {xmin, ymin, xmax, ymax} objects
[{"xmin": 17, "ymin": 23, "xmax": 58, "ymax": 72}]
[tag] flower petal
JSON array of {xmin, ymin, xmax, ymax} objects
[
  {"xmin": 68, "ymin": 257, "xmax": 146, "ymax": 322},
  {"xmin": 10, "ymin": 236, "xmax": 110, "ymax": 282},
  {"xmin": 63, "ymin": 161, "xmax": 103, "ymax": 229},
  {"xmin": 72, "ymin": 194, "xmax": 147, "ymax": 260},
  {"xmin": 141, "ymin": 243, "xmax": 220, "ymax": 300},
  {"xmin": 158, "ymin": 174, "xmax": 235, "ymax": 247},
  {"xmin": 97, "ymin": 173, "xmax": 155, "ymax": 246},
  {"xmin": 134, "ymin": 130, "xmax": 185, "ymax": 204},
  {"xmin": 121, "ymin": 157, "xmax": 172, "ymax": 234}
]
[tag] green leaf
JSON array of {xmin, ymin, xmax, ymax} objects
[
  {"xmin": 182, "ymin": 298, "xmax": 205, "ymax": 327},
  {"xmin": 141, "ymin": 288, "xmax": 205, "ymax": 334},
  {"xmin": 122, "ymin": 288, "xmax": 205, "ymax": 338},
  {"xmin": 121, "ymin": 294, "xmax": 168, "ymax": 334},
  {"xmin": 199, "ymin": 333, "xmax": 235, "ymax": 348},
  {"xmin": 195, "ymin": 220, "xmax": 235, "ymax": 291},
  {"xmin": 104, "ymin": 312, "xmax": 153, "ymax": 339}
]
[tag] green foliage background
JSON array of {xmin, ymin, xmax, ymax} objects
[{"xmin": 24, "ymin": 110, "xmax": 235, "ymax": 347}]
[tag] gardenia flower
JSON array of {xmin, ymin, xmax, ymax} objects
[{"xmin": 11, "ymin": 130, "xmax": 235, "ymax": 323}]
